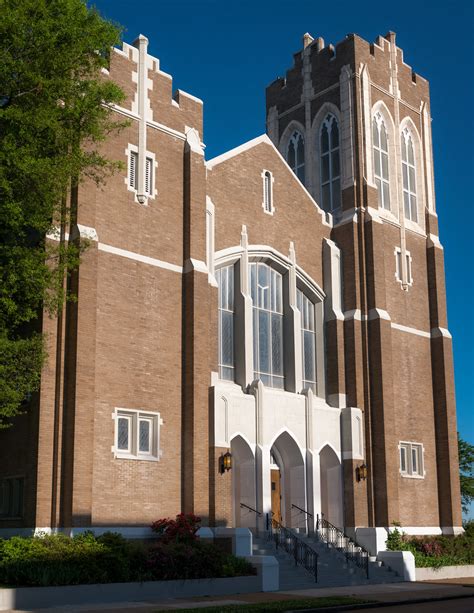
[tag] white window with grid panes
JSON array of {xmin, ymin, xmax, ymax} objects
[
  {"xmin": 320, "ymin": 114, "xmax": 341, "ymax": 212},
  {"xmin": 297, "ymin": 289, "xmax": 316, "ymax": 392},
  {"xmin": 250, "ymin": 262, "xmax": 284, "ymax": 389},
  {"xmin": 113, "ymin": 409, "xmax": 162, "ymax": 461},
  {"xmin": 216, "ymin": 265, "xmax": 235, "ymax": 381},
  {"xmin": 373, "ymin": 113, "xmax": 390, "ymax": 210},
  {"xmin": 401, "ymin": 129, "xmax": 417, "ymax": 222},
  {"xmin": 399, "ymin": 442, "xmax": 424, "ymax": 478},
  {"xmin": 287, "ymin": 131, "xmax": 305, "ymax": 185}
]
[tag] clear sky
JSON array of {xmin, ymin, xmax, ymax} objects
[{"xmin": 92, "ymin": 0, "xmax": 474, "ymax": 516}]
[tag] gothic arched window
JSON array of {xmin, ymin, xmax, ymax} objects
[
  {"xmin": 250, "ymin": 262, "xmax": 284, "ymax": 389},
  {"xmin": 373, "ymin": 113, "xmax": 390, "ymax": 210},
  {"xmin": 287, "ymin": 131, "xmax": 305, "ymax": 184},
  {"xmin": 401, "ymin": 128, "xmax": 417, "ymax": 222},
  {"xmin": 320, "ymin": 114, "xmax": 341, "ymax": 212}
]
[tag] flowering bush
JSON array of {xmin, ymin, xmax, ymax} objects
[{"xmin": 150, "ymin": 513, "xmax": 201, "ymax": 544}]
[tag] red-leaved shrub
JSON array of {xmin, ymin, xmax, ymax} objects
[{"xmin": 150, "ymin": 513, "xmax": 201, "ymax": 544}]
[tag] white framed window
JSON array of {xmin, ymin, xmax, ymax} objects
[
  {"xmin": 216, "ymin": 265, "xmax": 235, "ymax": 381},
  {"xmin": 394, "ymin": 247, "xmax": 413, "ymax": 286},
  {"xmin": 320, "ymin": 114, "xmax": 341, "ymax": 212},
  {"xmin": 262, "ymin": 170, "xmax": 274, "ymax": 214},
  {"xmin": 113, "ymin": 409, "xmax": 162, "ymax": 461},
  {"xmin": 373, "ymin": 113, "xmax": 390, "ymax": 210},
  {"xmin": 250, "ymin": 262, "xmax": 284, "ymax": 389},
  {"xmin": 297, "ymin": 289, "xmax": 316, "ymax": 392},
  {"xmin": 125, "ymin": 145, "xmax": 156, "ymax": 202},
  {"xmin": 401, "ymin": 129, "xmax": 417, "ymax": 222},
  {"xmin": 399, "ymin": 442, "xmax": 424, "ymax": 478},
  {"xmin": 0, "ymin": 477, "xmax": 24, "ymax": 518},
  {"xmin": 287, "ymin": 131, "xmax": 305, "ymax": 184}
]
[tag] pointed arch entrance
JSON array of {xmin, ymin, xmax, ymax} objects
[
  {"xmin": 231, "ymin": 435, "xmax": 256, "ymax": 528},
  {"xmin": 319, "ymin": 444, "xmax": 343, "ymax": 528},
  {"xmin": 271, "ymin": 431, "xmax": 306, "ymax": 529}
]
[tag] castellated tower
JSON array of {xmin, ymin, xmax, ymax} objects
[{"xmin": 266, "ymin": 31, "xmax": 462, "ymax": 534}]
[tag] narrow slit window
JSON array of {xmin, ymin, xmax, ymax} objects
[
  {"xmin": 129, "ymin": 151, "xmax": 138, "ymax": 189},
  {"xmin": 263, "ymin": 171, "xmax": 273, "ymax": 213},
  {"xmin": 217, "ymin": 265, "xmax": 235, "ymax": 381}
]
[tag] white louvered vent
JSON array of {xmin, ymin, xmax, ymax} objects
[
  {"xmin": 129, "ymin": 151, "xmax": 137, "ymax": 189},
  {"xmin": 145, "ymin": 157, "xmax": 153, "ymax": 195}
]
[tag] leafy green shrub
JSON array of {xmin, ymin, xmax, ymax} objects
[
  {"xmin": 0, "ymin": 529, "xmax": 255, "ymax": 587},
  {"xmin": 145, "ymin": 540, "xmax": 256, "ymax": 581},
  {"xmin": 386, "ymin": 523, "xmax": 474, "ymax": 568}
]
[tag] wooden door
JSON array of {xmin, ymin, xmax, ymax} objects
[{"xmin": 271, "ymin": 469, "xmax": 282, "ymax": 524}]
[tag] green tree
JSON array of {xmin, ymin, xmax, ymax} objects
[
  {"xmin": 458, "ymin": 434, "xmax": 474, "ymax": 516},
  {"xmin": 0, "ymin": 0, "xmax": 126, "ymax": 428}
]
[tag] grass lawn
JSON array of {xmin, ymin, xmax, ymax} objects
[{"xmin": 155, "ymin": 596, "xmax": 373, "ymax": 612}]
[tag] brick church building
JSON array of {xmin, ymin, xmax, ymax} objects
[{"xmin": 0, "ymin": 30, "xmax": 463, "ymax": 546}]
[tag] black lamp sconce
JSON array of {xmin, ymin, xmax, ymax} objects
[
  {"xmin": 356, "ymin": 463, "xmax": 368, "ymax": 482},
  {"xmin": 219, "ymin": 451, "xmax": 232, "ymax": 474}
]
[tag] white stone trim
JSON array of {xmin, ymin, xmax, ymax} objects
[
  {"xmin": 368, "ymin": 308, "xmax": 391, "ymax": 321},
  {"xmin": 431, "ymin": 327, "xmax": 452, "ymax": 339},
  {"xmin": 391, "ymin": 322, "xmax": 430, "ymax": 338},
  {"xmin": 185, "ymin": 126, "xmax": 204, "ymax": 156},
  {"xmin": 311, "ymin": 102, "xmax": 342, "ymax": 210},
  {"xmin": 427, "ymin": 234, "xmax": 443, "ymax": 249},
  {"xmin": 388, "ymin": 526, "xmax": 442, "ymax": 536},
  {"xmin": 124, "ymin": 143, "xmax": 157, "ymax": 204},
  {"xmin": 98, "ymin": 242, "xmax": 182, "ymax": 273},
  {"xmin": 399, "ymin": 116, "xmax": 426, "ymax": 232},
  {"xmin": 394, "ymin": 246, "xmax": 413, "ymax": 287},
  {"xmin": 176, "ymin": 89, "xmax": 203, "ymax": 105},
  {"xmin": 183, "ymin": 258, "xmax": 209, "ymax": 274},
  {"xmin": 323, "ymin": 239, "xmax": 344, "ymax": 321}
]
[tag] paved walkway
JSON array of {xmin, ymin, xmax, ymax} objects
[{"xmin": 9, "ymin": 579, "xmax": 474, "ymax": 612}]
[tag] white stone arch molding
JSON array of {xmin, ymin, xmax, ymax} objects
[
  {"xmin": 269, "ymin": 426, "xmax": 306, "ymax": 455},
  {"xmin": 230, "ymin": 431, "xmax": 255, "ymax": 455},
  {"xmin": 371, "ymin": 100, "xmax": 398, "ymax": 219},
  {"xmin": 278, "ymin": 119, "xmax": 306, "ymax": 161},
  {"xmin": 399, "ymin": 115, "xmax": 426, "ymax": 233},
  {"xmin": 311, "ymin": 102, "xmax": 342, "ymax": 207},
  {"xmin": 315, "ymin": 440, "xmax": 342, "ymax": 462},
  {"xmin": 215, "ymin": 244, "xmax": 325, "ymax": 303}
]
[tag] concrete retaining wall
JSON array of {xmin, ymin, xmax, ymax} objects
[
  {"xmin": 416, "ymin": 564, "xmax": 474, "ymax": 581},
  {"xmin": 0, "ymin": 556, "xmax": 278, "ymax": 611}
]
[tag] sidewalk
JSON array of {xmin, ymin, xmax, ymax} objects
[{"xmin": 10, "ymin": 579, "xmax": 474, "ymax": 613}]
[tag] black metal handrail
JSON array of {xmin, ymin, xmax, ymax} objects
[
  {"xmin": 291, "ymin": 503, "xmax": 313, "ymax": 519},
  {"xmin": 267, "ymin": 514, "xmax": 318, "ymax": 582},
  {"xmin": 240, "ymin": 503, "xmax": 262, "ymax": 516},
  {"xmin": 316, "ymin": 515, "xmax": 369, "ymax": 578}
]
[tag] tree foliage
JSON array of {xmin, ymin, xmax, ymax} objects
[
  {"xmin": 0, "ymin": 0, "xmax": 126, "ymax": 427},
  {"xmin": 458, "ymin": 433, "xmax": 474, "ymax": 516}
]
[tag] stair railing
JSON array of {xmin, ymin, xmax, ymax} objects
[
  {"xmin": 240, "ymin": 503, "xmax": 262, "ymax": 517},
  {"xmin": 316, "ymin": 514, "xmax": 369, "ymax": 579},
  {"xmin": 267, "ymin": 513, "xmax": 318, "ymax": 583},
  {"xmin": 291, "ymin": 503, "xmax": 313, "ymax": 532}
]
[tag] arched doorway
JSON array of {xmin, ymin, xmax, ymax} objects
[
  {"xmin": 319, "ymin": 444, "xmax": 343, "ymax": 528},
  {"xmin": 231, "ymin": 435, "xmax": 256, "ymax": 528},
  {"xmin": 271, "ymin": 431, "xmax": 306, "ymax": 529}
]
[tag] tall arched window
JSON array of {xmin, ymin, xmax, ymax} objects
[
  {"xmin": 373, "ymin": 113, "xmax": 390, "ymax": 210},
  {"xmin": 216, "ymin": 265, "xmax": 234, "ymax": 381},
  {"xmin": 287, "ymin": 131, "xmax": 305, "ymax": 184},
  {"xmin": 297, "ymin": 289, "xmax": 316, "ymax": 392},
  {"xmin": 320, "ymin": 114, "xmax": 341, "ymax": 212},
  {"xmin": 401, "ymin": 128, "xmax": 417, "ymax": 222},
  {"xmin": 250, "ymin": 262, "xmax": 284, "ymax": 389}
]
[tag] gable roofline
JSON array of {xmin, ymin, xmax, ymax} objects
[{"xmin": 206, "ymin": 134, "xmax": 331, "ymax": 226}]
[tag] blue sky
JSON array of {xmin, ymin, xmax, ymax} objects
[{"xmin": 93, "ymin": 1, "xmax": 474, "ymax": 515}]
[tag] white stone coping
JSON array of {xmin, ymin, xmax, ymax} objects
[{"xmin": 416, "ymin": 564, "xmax": 474, "ymax": 581}]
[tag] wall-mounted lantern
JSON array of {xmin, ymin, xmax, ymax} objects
[
  {"xmin": 219, "ymin": 451, "xmax": 232, "ymax": 474},
  {"xmin": 356, "ymin": 463, "xmax": 368, "ymax": 482}
]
